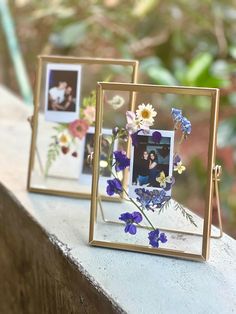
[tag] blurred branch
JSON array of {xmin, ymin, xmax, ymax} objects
[{"xmin": 129, "ymin": 31, "xmax": 169, "ymax": 56}]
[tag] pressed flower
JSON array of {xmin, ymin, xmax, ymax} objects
[
  {"xmin": 108, "ymin": 95, "xmax": 125, "ymax": 110},
  {"xmin": 61, "ymin": 146, "xmax": 69, "ymax": 154},
  {"xmin": 114, "ymin": 151, "xmax": 130, "ymax": 172},
  {"xmin": 83, "ymin": 106, "xmax": 96, "ymax": 124},
  {"xmin": 156, "ymin": 171, "xmax": 172, "ymax": 188},
  {"xmin": 152, "ymin": 131, "xmax": 162, "ymax": 143},
  {"xmin": 136, "ymin": 103, "xmax": 157, "ymax": 126},
  {"xmin": 106, "ymin": 178, "xmax": 123, "ymax": 196},
  {"xmin": 173, "ymin": 154, "xmax": 181, "ymax": 166},
  {"xmin": 69, "ymin": 119, "xmax": 89, "ymax": 139},
  {"xmin": 148, "ymin": 229, "xmax": 167, "ymax": 248},
  {"xmin": 174, "ymin": 161, "xmax": 186, "ymax": 174},
  {"xmin": 171, "ymin": 108, "xmax": 183, "ymax": 122},
  {"xmin": 71, "ymin": 151, "xmax": 78, "ymax": 157},
  {"xmin": 126, "ymin": 111, "xmax": 150, "ymax": 134},
  {"xmin": 58, "ymin": 130, "xmax": 72, "ymax": 147},
  {"xmin": 100, "ymin": 160, "xmax": 108, "ymax": 168},
  {"xmin": 119, "ymin": 211, "xmax": 143, "ymax": 235},
  {"xmin": 181, "ymin": 117, "xmax": 192, "ymax": 135},
  {"xmin": 126, "ymin": 111, "xmax": 142, "ymax": 134},
  {"xmin": 135, "ymin": 188, "xmax": 169, "ymax": 210}
]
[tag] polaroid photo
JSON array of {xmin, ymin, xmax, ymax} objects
[
  {"xmin": 45, "ymin": 63, "xmax": 82, "ymax": 123},
  {"xmin": 79, "ymin": 127, "xmax": 118, "ymax": 183},
  {"xmin": 129, "ymin": 129, "xmax": 175, "ymax": 198}
]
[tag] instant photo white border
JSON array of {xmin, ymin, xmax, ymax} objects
[
  {"xmin": 44, "ymin": 63, "xmax": 82, "ymax": 123},
  {"xmin": 79, "ymin": 127, "xmax": 118, "ymax": 183},
  {"xmin": 129, "ymin": 129, "xmax": 175, "ymax": 198}
]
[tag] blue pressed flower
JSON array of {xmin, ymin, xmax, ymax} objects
[
  {"xmin": 152, "ymin": 131, "xmax": 162, "ymax": 143},
  {"xmin": 114, "ymin": 151, "xmax": 130, "ymax": 172},
  {"xmin": 148, "ymin": 229, "xmax": 168, "ymax": 248},
  {"xmin": 106, "ymin": 178, "xmax": 123, "ymax": 196},
  {"xmin": 152, "ymin": 189, "xmax": 167, "ymax": 205},
  {"xmin": 181, "ymin": 117, "xmax": 192, "ymax": 135},
  {"xmin": 119, "ymin": 211, "xmax": 143, "ymax": 235},
  {"xmin": 135, "ymin": 188, "xmax": 169, "ymax": 210},
  {"xmin": 135, "ymin": 188, "xmax": 153, "ymax": 210},
  {"xmin": 171, "ymin": 108, "xmax": 183, "ymax": 122}
]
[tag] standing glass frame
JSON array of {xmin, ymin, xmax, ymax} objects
[
  {"xmin": 89, "ymin": 82, "xmax": 221, "ymax": 261},
  {"xmin": 27, "ymin": 56, "xmax": 139, "ymax": 199}
]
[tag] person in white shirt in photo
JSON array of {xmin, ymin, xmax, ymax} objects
[{"xmin": 48, "ymin": 81, "xmax": 67, "ymax": 111}]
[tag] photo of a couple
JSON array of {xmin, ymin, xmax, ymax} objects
[
  {"xmin": 133, "ymin": 148, "xmax": 170, "ymax": 187},
  {"xmin": 131, "ymin": 132, "xmax": 174, "ymax": 189},
  {"xmin": 47, "ymin": 70, "xmax": 77, "ymax": 112}
]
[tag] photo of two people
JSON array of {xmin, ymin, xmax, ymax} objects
[
  {"xmin": 48, "ymin": 71, "xmax": 77, "ymax": 112},
  {"xmin": 45, "ymin": 63, "xmax": 81, "ymax": 123},
  {"xmin": 130, "ymin": 130, "xmax": 174, "ymax": 196}
]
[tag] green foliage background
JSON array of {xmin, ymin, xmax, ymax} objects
[{"xmin": 1, "ymin": 0, "xmax": 236, "ymax": 237}]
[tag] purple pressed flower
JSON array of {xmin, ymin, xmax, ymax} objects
[
  {"xmin": 119, "ymin": 211, "xmax": 143, "ymax": 235},
  {"xmin": 181, "ymin": 117, "xmax": 192, "ymax": 135},
  {"xmin": 163, "ymin": 176, "xmax": 175, "ymax": 191},
  {"xmin": 152, "ymin": 131, "xmax": 162, "ymax": 143},
  {"xmin": 148, "ymin": 229, "xmax": 168, "ymax": 248},
  {"xmin": 106, "ymin": 178, "xmax": 123, "ymax": 196},
  {"xmin": 114, "ymin": 151, "xmax": 130, "ymax": 172},
  {"xmin": 171, "ymin": 108, "xmax": 183, "ymax": 122},
  {"xmin": 173, "ymin": 154, "xmax": 181, "ymax": 166}
]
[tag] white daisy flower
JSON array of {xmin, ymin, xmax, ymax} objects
[
  {"xmin": 57, "ymin": 130, "xmax": 72, "ymax": 147},
  {"xmin": 156, "ymin": 171, "xmax": 172, "ymax": 188},
  {"xmin": 136, "ymin": 103, "xmax": 157, "ymax": 126},
  {"xmin": 174, "ymin": 161, "xmax": 186, "ymax": 174},
  {"xmin": 126, "ymin": 111, "xmax": 150, "ymax": 134}
]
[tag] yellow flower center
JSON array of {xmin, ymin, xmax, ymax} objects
[
  {"xmin": 60, "ymin": 134, "xmax": 68, "ymax": 144},
  {"xmin": 141, "ymin": 109, "xmax": 151, "ymax": 119}
]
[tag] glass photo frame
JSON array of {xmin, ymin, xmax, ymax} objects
[
  {"xmin": 89, "ymin": 82, "xmax": 222, "ymax": 261},
  {"xmin": 27, "ymin": 56, "xmax": 139, "ymax": 198}
]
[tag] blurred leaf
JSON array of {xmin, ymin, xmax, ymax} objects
[
  {"xmin": 218, "ymin": 117, "xmax": 236, "ymax": 148},
  {"xmin": 185, "ymin": 52, "xmax": 213, "ymax": 85},
  {"xmin": 133, "ymin": 0, "xmax": 159, "ymax": 17},
  {"xmin": 140, "ymin": 57, "xmax": 161, "ymax": 72},
  {"xmin": 50, "ymin": 21, "xmax": 88, "ymax": 48},
  {"xmin": 147, "ymin": 67, "xmax": 178, "ymax": 85}
]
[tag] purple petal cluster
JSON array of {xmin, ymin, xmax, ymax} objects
[
  {"xmin": 148, "ymin": 229, "xmax": 167, "ymax": 248},
  {"xmin": 114, "ymin": 151, "xmax": 130, "ymax": 172},
  {"xmin": 135, "ymin": 188, "xmax": 170, "ymax": 210},
  {"xmin": 152, "ymin": 131, "xmax": 162, "ymax": 143},
  {"xmin": 106, "ymin": 178, "xmax": 123, "ymax": 196},
  {"xmin": 131, "ymin": 129, "xmax": 143, "ymax": 146},
  {"xmin": 173, "ymin": 154, "xmax": 181, "ymax": 166},
  {"xmin": 119, "ymin": 211, "xmax": 143, "ymax": 235}
]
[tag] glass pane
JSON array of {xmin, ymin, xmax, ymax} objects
[
  {"xmin": 92, "ymin": 84, "xmax": 217, "ymax": 258},
  {"xmin": 29, "ymin": 58, "xmax": 137, "ymax": 197}
]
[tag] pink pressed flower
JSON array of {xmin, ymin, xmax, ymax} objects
[
  {"xmin": 69, "ymin": 119, "xmax": 89, "ymax": 139},
  {"xmin": 83, "ymin": 106, "xmax": 96, "ymax": 124}
]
